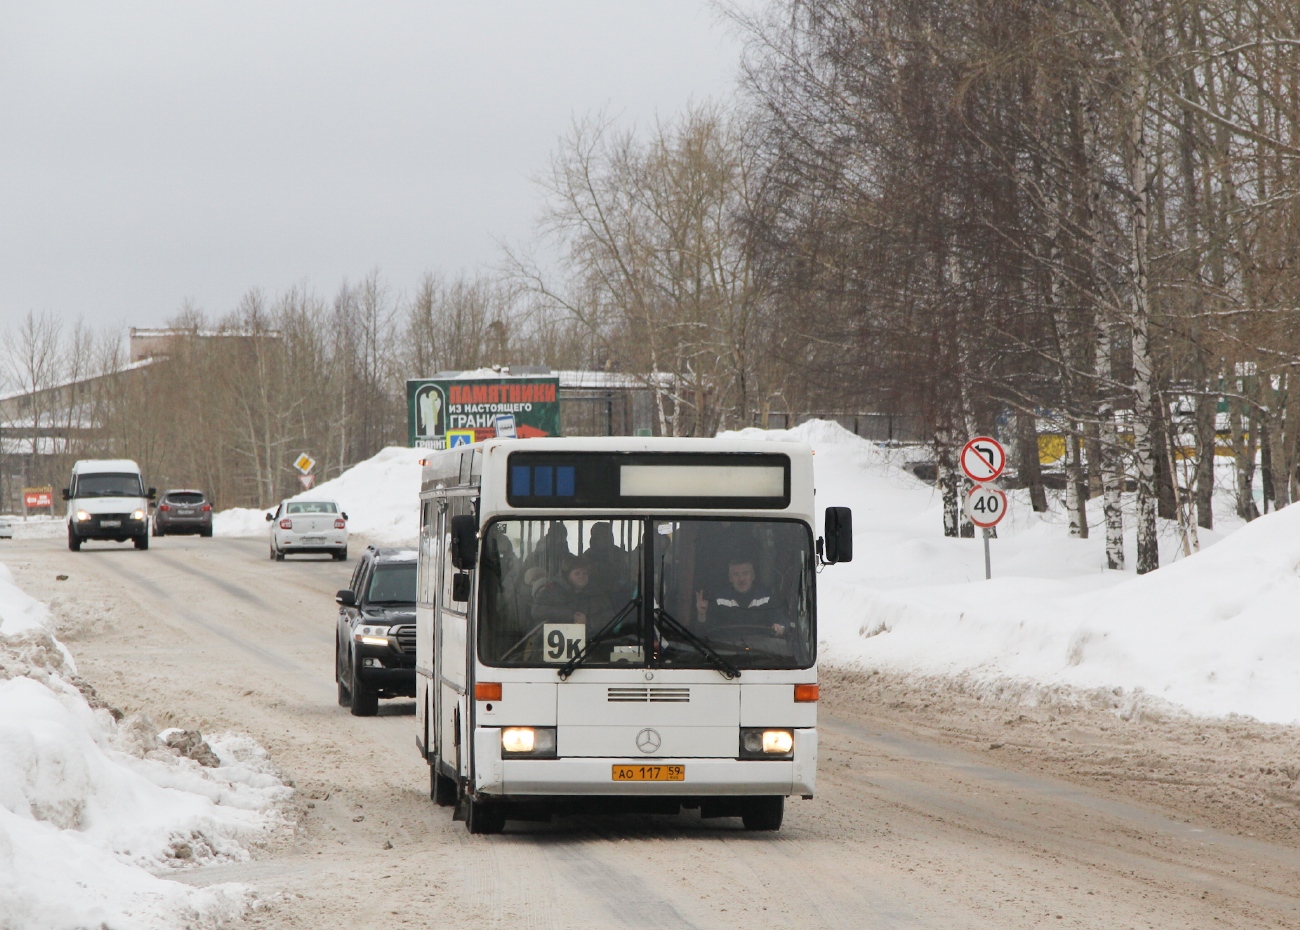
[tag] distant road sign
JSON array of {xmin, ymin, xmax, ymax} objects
[
  {"xmin": 964, "ymin": 484, "xmax": 1008, "ymax": 528},
  {"xmin": 298, "ymin": 474, "xmax": 315, "ymax": 490},
  {"xmin": 447, "ymin": 429, "xmax": 476, "ymax": 448},
  {"xmin": 960, "ymin": 436, "xmax": 1006, "ymax": 482},
  {"xmin": 293, "ymin": 453, "xmax": 316, "ymax": 475}
]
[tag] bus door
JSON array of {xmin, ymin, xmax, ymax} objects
[{"xmin": 438, "ymin": 495, "xmax": 474, "ymax": 783}]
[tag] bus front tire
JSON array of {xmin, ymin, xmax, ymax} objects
[
  {"xmin": 741, "ymin": 796, "xmax": 784, "ymax": 832},
  {"xmin": 431, "ymin": 767, "xmax": 457, "ymax": 806},
  {"xmin": 465, "ymin": 795, "xmax": 505, "ymax": 834}
]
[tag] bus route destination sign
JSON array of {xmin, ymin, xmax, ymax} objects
[{"xmin": 407, "ymin": 375, "xmax": 562, "ymax": 450}]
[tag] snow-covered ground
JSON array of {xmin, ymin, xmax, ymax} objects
[
  {"xmin": 208, "ymin": 424, "xmax": 1298, "ymax": 726},
  {"xmin": 0, "ymin": 564, "xmax": 291, "ymax": 930}
]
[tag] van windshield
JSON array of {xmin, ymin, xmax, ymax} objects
[
  {"xmin": 477, "ymin": 518, "xmax": 815, "ymax": 670},
  {"xmin": 75, "ymin": 473, "xmax": 143, "ymax": 498}
]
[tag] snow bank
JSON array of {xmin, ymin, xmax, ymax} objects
[
  {"xmin": 215, "ymin": 446, "xmax": 425, "ymax": 544},
  {"xmin": 725, "ymin": 421, "xmax": 1300, "ymax": 725},
  {"xmin": 0, "ymin": 563, "xmax": 291, "ymax": 930}
]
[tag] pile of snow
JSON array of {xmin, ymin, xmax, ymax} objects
[
  {"xmin": 725, "ymin": 420, "xmax": 1298, "ymax": 725},
  {"xmin": 215, "ymin": 446, "xmax": 425, "ymax": 544},
  {"xmin": 0, "ymin": 563, "xmax": 292, "ymax": 929}
]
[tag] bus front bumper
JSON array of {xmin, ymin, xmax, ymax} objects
[{"xmin": 474, "ymin": 727, "xmax": 816, "ymax": 798}]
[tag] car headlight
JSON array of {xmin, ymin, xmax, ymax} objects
[
  {"xmin": 355, "ymin": 625, "xmax": 391, "ymax": 646},
  {"xmin": 739, "ymin": 728, "xmax": 795, "ymax": 759},
  {"xmin": 131, "ymin": 509, "xmax": 145, "ymax": 521},
  {"xmin": 500, "ymin": 727, "xmax": 557, "ymax": 758},
  {"xmin": 358, "ymin": 625, "xmax": 390, "ymax": 637},
  {"xmin": 75, "ymin": 510, "xmax": 91, "ymax": 522}
]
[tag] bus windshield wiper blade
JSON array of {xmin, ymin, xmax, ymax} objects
[
  {"xmin": 557, "ymin": 595, "xmax": 640, "ymax": 680},
  {"xmin": 654, "ymin": 608, "xmax": 742, "ymax": 680}
]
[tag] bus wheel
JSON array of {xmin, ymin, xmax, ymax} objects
[
  {"xmin": 465, "ymin": 796, "xmax": 505, "ymax": 834},
  {"xmin": 741, "ymin": 796, "xmax": 784, "ymax": 832},
  {"xmin": 431, "ymin": 767, "xmax": 456, "ymax": 806}
]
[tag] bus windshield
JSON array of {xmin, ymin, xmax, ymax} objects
[{"xmin": 478, "ymin": 518, "xmax": 814, "ymax": 670}]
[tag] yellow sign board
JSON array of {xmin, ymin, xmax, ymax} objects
[{"xmin": 293, "ymin": 453, "xmax": 316, "ymax": 474}]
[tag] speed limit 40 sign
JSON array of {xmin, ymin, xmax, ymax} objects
[{"xmin": 964, "ymin": 484, "xmax": 1008, "ymax": 528}]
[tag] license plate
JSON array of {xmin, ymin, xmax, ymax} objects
[
  {"xmin": 612, "ymin": 764, "xmax": 684, "ymax": 782},
  {"xmin": 302, "ymin": 535, "xmax": 325, "ymax": 542},
  {"xmin": 178, "ymin": 509, "xmax": 194, "ymax": 515},
  {"xmin": 101, "ymin": 520, "xmax": 121, "ymax": 527}
]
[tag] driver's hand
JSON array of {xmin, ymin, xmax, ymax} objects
[
  {"xmin": 695, "ymin": 590, "xmax": 708, "ymax": 619},
  {"xmin": 772, "ymin": 623, "xmax": 786, "ymax": 637}
]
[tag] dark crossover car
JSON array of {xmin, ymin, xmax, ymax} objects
[
  {"xmin": 152, "ymin": 489, "xmax": 213, "ymax": 537},
  {"xmin": 335, "ymin": 546, "xmax": 417, "ymax": 716}
]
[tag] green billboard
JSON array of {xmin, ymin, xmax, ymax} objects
[{"xmin": 407, "ymin": 375, "xmax": 562, "ymax": 449}]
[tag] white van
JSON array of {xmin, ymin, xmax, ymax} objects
[{"xmin": 64, "ymin": 459, "xmax": 155, "ymax": 551}]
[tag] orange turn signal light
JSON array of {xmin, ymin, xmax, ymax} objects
[
  {"xmin": 475, "ymin": 682, "xmax": 502, "ymax": 702},
  {"xmin": 794, "ymin": 684, "xmax": 819, "ymax": 703}
]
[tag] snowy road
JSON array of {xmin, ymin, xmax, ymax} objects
[{"xmin": 8, "ymin": 533, "xmax": 1300, "ymax": 929}]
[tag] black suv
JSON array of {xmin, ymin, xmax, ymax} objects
[{"xmin": 335, "ymin": 546, "xmax": 417, "ymax": 716}]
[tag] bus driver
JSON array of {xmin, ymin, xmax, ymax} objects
[{"xmin": 695, "ymin": 555, "xmax": 787, "ymax": 637}]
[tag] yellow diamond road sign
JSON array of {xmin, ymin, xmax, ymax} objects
[{"xmin": 293, "ymin": 453, "xmax": 316, "ymax": 475}]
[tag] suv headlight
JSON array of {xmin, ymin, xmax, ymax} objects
[
  {"xmin": 500, "ymin": 727, "xmax": 557, "ymax": 758},
  {"xmin": 739, "ymin": 728, "xmax": 795, "ymax": 759},
  {"xmin": 356, "ymin": 625, "xmax": 391, "ymax": 645}
]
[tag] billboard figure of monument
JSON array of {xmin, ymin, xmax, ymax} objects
[{"xmin": 413, "ymin": 382, "xmax": 446, "ymax": 441}]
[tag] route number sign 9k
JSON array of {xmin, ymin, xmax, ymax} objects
[{"xmin": 964, "ymin": 484, "xmax": 1008, "ymax": 528}]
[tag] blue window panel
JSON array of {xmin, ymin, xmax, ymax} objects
[
  {"xmin": 534, "ymin": 466, "xmax": 554, "ymax": 496},
  {"xmin": 511, "ymin": 466, "xmax": 531, "ymax": 496},
  {"xmin": 556, "ymin": 466, "xmax": 575, "ymax": 496}
]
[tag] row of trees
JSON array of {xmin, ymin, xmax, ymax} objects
[{"xmin": 5, "ymin": 0, "xmax": 1300, "ymax": 574}]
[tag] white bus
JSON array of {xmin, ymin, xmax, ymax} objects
[{"xmin": 415, "ymin": 437, "xmax": 853, "ymax": 834}]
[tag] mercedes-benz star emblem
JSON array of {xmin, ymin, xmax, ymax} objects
[{"xmin": 635, "ymin": 728, "xmax": 662, "ymax": 754}]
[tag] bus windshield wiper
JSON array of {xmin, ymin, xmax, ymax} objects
[
  {"xmin": 557, "ymin": 594, "xmax": 641, "ymax": 680},
  {"xmin": 654, "ymin": 608, "xmax": 742, "ymax": 680}
]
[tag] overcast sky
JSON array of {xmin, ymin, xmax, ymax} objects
[{"xmin": 0, "ymin": 1, "xmax": 748, "ymax": 330}]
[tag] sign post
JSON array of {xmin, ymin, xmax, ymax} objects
[{"xmin": 960, "ymin": 437, "xmax": 1007, "ymax": 580}]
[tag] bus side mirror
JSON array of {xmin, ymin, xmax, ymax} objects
[
  {"xmin": 61, "ymin": 488, "xmax": 70, "ymax": 501},
  {"xmin": 823, "ymin": 507, "xmax": 853, "ymax": 563},
  {"xmin": 450, "ymin": 514, "xmax": 479, "ymax": 569},
  {"xmin": 451, "ymin": 572, "xmax": 471, "ymax": 602}
]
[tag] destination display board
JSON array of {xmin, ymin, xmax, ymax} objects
[
  {"xmin": 407, "ymin": 376, "xmax": 561, "ymax": 449},
  {"xmin": 506, "ymin": 452, "xmax": 791, "ymax": 510}
]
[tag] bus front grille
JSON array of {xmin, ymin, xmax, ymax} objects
[{"xmin": 607, "ymin": 687, "xmax": 691, "ymax": 703}]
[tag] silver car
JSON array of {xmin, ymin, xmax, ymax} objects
[{"xmin": 267, "ymin": 499, "xmax": 348, "ymax": 561}]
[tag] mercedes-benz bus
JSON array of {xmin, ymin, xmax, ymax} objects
[{"xmin": 414, "ymin": 437, "xmax": 852, "ymax": 834}]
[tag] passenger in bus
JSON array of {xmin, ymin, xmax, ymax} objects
[
  {"xmin": 525, "ymin": 522, "xmax": 573, "ymax": 576},
  {"xmin": 532, "ymin": 555, "xmax": 613, "ymax": 628},
  {"xmin": 695, "ymin": 555, "xmax": 787, "ymax": 637},
  {"xmin": 585, "ymin": 521, "xmax": 631, "ymax": 599}
]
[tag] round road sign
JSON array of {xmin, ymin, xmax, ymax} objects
[
  {"xmin": 964, "ymin": 484, "xmax": 1008, "ymax": 528},
  {"xmin": 960, "ymin": 436, "xmax": 1006, "ymax": 483}
]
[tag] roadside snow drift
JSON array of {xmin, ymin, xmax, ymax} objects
[
  {"xmin": 723, "ymin": 421, "xmax": 1294, "ymax": 725},
  {"xmin": 0, "ymin": 564, "xmax": 291, "ymax": 930},
  {"xmin": 215, "ymin": 446, "xmax": 424, "ymax": 544}
]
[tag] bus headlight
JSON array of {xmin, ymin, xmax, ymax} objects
[
  {"xmin": 501, "ymin": 726, "xmax": 557, "ymax": 758},
  {"xmin": 740, "ymin": 728, "xmax": 795, "ymax": 759}
]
